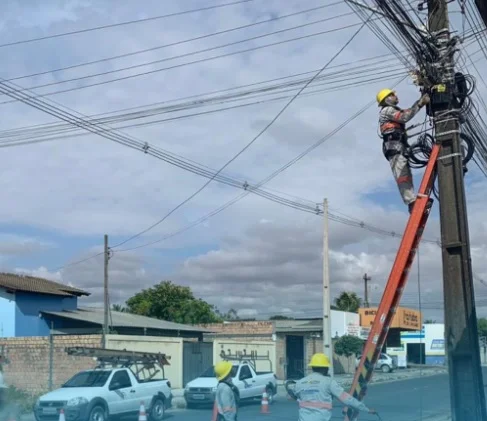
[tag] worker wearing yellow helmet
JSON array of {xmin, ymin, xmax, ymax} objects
[
  {"xmin": 377, "ymin": 88, "xmax": 431, "ymax": 214},
  {"xmin": 214, "ymin": 361, "xmax": 238, "ymax": 421},
  {"xmin": 293, "ymin": 353, "xmax": 376, "ymax": 421}
]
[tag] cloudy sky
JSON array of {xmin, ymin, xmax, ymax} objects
[{"xmin": 0, "ymin": 0, "xmax": 486, "ymax": 323}]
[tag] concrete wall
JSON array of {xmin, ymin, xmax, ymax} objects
[
  {"xmin": 106, "ymin": 334, "xmax": 184, "ymax": 388},
  {"xmin": 0, "ymin": 289, "xmax": 15, "ymax": 337},
  {"xmin": 15, "ymin": 292, "xmax": 77, "ymax": 336},
  {"xmin": 274, "ymin": 333, "xmax": 355, "ymax": 379},
  {"xmin": 213, "ymin": 339, "xmax": 276, "ymax": 373}
]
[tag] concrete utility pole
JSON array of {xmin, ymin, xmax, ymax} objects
[
  {"xmin": 474, "ymin": 0, "xmax": 487, "ymax": 28},
  {"xmin": 322, "ymin": 198, "xmax": 333, "ymax": 376},
  {"xmin": 426, "ymin": 0, "xmax": 487, "ymax": 419},
  {"xmin": 103, "ymin": 234, "xmax": 109, "ymax": 348},
  {"xmin": 363, "ymin": 273, "xmax": 371, "ymax": 308}
]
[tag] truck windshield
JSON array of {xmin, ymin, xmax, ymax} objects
[
  {"xmin": 62, "ymin": 371, "xmax": 111, "ymax": 387},
  {"xmin": 200, "ymin": 365, "xmax": 238, "ymax": 378}
]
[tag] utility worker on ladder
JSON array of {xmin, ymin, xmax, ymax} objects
[
  {"xmin": 294, "ymin": 353, "xmax": 376, "ymax": 421},
  {"xmin": 377, "ymin": 88, "xmax": 431, "ymax": 213},
  {"xmin": 214, "ymin": 361, "xmax": 238, "ymax": 421}
]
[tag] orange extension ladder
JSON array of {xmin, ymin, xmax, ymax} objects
[{"xmin": 343, "ymin": 143, "xmax": 441, "ymax": 421}]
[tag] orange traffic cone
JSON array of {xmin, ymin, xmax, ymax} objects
[
  {"xmin": 138, "ymin": 402, "xmax": 147, "ymax": 421},
  {"xmin": 211, "ymin": 400, "xmax": 218, "ymax": 421},
  {"xmin": 58, "ymin": 409, "xmax": 66, "ymax": 421},
  {"xmin": 260, "ymin": 388, "xmax": 270, "ymax": 414}
]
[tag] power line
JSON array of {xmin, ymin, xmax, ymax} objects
[
  {"xmin": 0, "ymin": 69, "xmax": 407, "ymax": 148},
  {"xmin": 7, "ymin": 3, "xmax": 345, "ymax": 83},
  {"xmin": 0, "ymin": 0, "xmax": 257, "ymax": 48},
  {"xmin": 110, "ymin": 16, "xmax": 372, "ymax": 249},
  {"xmin": 0, "ymin": 22, "xmax": 375, "ymax": 105}
]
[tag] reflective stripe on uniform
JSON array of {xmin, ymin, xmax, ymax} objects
[
  {"xmin": 397, "ymin": 175, "xmax": 412, "ymax": 183},
  {"xmin": 299, "ymin": 401, "xmax": 333, "ymax": 409},
  {"xmin": 380, "ymin": 121, "xmax": 402, "ymax": 133}
]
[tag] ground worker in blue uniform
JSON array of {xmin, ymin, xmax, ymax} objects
[
  {"xmin": 294, "ymin": 353, "xmax": 376, "ymax": 421},
  {"xmin": 214, "ymin": 361, "xmax": 238, "ymax": 421}
]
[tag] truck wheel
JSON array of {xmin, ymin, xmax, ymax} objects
[
  {"xmin": 381, "ymin": 364, "xmax": 391, "ymax": 373},
  {"xmin": 88, "ymin": 405, "xmax": 106, "ymax": 421},
  {"xmin": 150, "ymin": 397, "xmax": 165, "ymax": 421}
]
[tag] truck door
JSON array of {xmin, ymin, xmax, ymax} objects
[
  {"xmin": 108, "ymin": 370, "xmax": 136, "ymax": 414},
  {"xmin": 238, "ymin": 365, "xmax": 257, "ymax": 398}
]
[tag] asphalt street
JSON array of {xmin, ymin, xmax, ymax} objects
[
  {"xmin": 23, "ymin": 369, "xmax": 486, "ymax": 421},
  {"xmin": 170, "ymin": 369, "xmax": 482, "ymax": 421}
]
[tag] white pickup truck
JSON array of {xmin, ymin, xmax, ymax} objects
[
  {"xmin": 34, "ymin": 367, "xmax": 172, "ymax": 421},
  {"xmin": 184, "ymin": 361, "xmax": 277, "ymax": 408}
]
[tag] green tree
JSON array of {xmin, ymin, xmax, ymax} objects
[
  {"xmin": 334, "ymin": 334, "xmax": 364, "ymax": 372},
  {"xmin": 334, "ymin": 292, "xmax": 362, "ymax": 313},
  {"xmin": 478, "ymin": 318, "xmax": 487, "ymax": 337},
  {"xmin": 125, "ymin": 281, "xmax": 222, "ymax": 324},
  {"xmin": 112, "ymin": 304, "xmax": 128, "ymax": 312},
  {"xmin": 269, "ymin": 315, "xmax": 294, "ymax": 320},
  {"xmin": 219, "ymin": 308, "xmax": 240, "ymax": 321}
]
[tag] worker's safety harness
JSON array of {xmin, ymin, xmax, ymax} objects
[{"xmin": 380, "ymin": 108, "xmax": 410, "ymax": 160}]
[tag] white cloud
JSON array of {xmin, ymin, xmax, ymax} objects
[
  {"xmin": 0, "ymin": 0, "xmax": 486, "ymax": 323},
  {"xmin": 14, "ymin": 266, "xmax": 62, "ymax": 282}
]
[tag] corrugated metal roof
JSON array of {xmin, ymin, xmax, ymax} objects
[
  {"xmin": 0, "ymin": 273, "xmax": 89, "ymax": 297},
  {"xmin": 274, "ymin": 319, "xmax": 323, "ymax": 332},
  {"xmin": 41, "ymin": 307, "xmax": 211, "ymax": 333}
]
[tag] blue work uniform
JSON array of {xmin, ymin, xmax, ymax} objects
[
  {"xmin": 215, "ymin": 380, "xmax": 238, "ymax": 421},
  {"xmin": 294, "ymin": 372, "xmax": 370, "ymax": 421}
]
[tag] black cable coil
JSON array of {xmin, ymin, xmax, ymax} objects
[{"xmin": 407, "ymin": 132, "xmax": 475, "ymax": 200}]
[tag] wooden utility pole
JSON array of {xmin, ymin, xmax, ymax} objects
[
  {"xmin": 102, "ymin": 234, "xmax": 109, "ymax": 348},
  {"xmin": 322, "ymin": 198, "xmax": 333, "ymax": 376},
  {"xmin": 426, "ymin": 0, "xmax": 487, "ymax": 419},
  {"xmin": 363, "ymin": 273, "xmax": 371, "ymax": 308}
]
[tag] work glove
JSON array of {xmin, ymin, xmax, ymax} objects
[{"xmin": 418, "ymin": 93, "xmax": 430, "ymax": 107}]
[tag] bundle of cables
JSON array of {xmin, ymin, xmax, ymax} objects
[{"xmin": 407, "ymin": 131, "xmax": 475, "ymax": 200}]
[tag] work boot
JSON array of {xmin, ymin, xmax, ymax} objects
[{"xmin": 408, "ymin": 200, "xmax": 416, "ymax": 214}]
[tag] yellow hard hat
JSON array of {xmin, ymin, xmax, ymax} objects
[
  {"xmin": 308, "ymin": 353, "xmax": 330, "ymax": 368},
  {"xmin": 214, "ymin": 361, "xmax": 233, "ymax": 381},
  {"xmin": 376, "ymin": 88, "xmax": 395, "ymax": 106}
]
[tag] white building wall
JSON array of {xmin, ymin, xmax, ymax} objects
[
  {"xmin": 398, "ymin": 324, "xmax": 445, "ymax": 365},
  {"xmin": 331, "ymin": 310, "xmax": 360, "ymax": 337}
]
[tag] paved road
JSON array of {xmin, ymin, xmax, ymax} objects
[
  {"xmin": 23, "ymin": 369, "xmax": 484, "ymax": 421},
  {"xmin": 171, "ymin": 369, "xmax": 482, "ymax": 421}
]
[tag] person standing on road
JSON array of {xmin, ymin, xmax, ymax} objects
[
  {"xmin": 214, "ymin": 361, "xmax": 238, "ymax": 421},
  {"xmin": 294, "ymin": 353, "xmax": 376, "ymax": 421}
]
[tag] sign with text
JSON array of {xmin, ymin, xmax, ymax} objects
[{"xmin": 359, "ymin": 307, "xmax": 422, "ymax": 330}]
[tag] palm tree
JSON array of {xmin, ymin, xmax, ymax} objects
[
  {"xmin": 334, "ymin": 292, "xmax": 362, "ymax": 313},
  {"xmin": 112, "ymin": 304, "xmax": 127, "ymax": 312}
]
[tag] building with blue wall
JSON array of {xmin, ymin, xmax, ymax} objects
[{"xmin": 0, "ymin": 272, "xmax": 89, "ymax": 337}]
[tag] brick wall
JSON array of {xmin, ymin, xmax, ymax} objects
[{"xmin": 0, "ymin": 335, "xmax": 101, "ymax": 395}]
